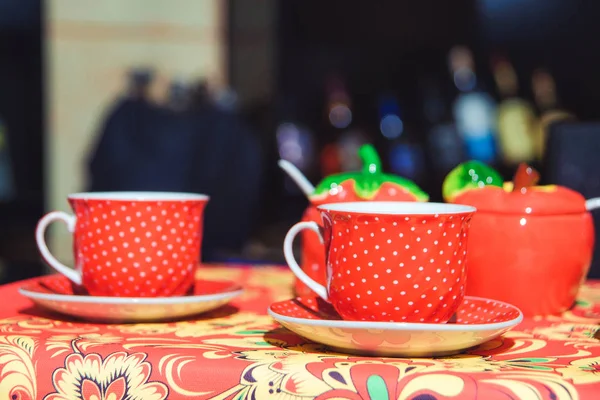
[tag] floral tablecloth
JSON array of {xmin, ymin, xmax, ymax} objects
[{"xmin": 1, "ymin": 264, "xmax": 600, "ymax": 399}]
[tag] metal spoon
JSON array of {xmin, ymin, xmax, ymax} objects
[
  {"xmin": 278, "ymin": 159, "xmax": 315, "ymax": 198},
  {"xmin": 586, "ymin": 198, "xmax": 600, "ymax": 211}
]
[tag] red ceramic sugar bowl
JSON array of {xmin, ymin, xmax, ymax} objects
[
  {"xmin": 443, "ymin": 161, "xmax": 596, "ymax": 316},
  {"xmin": 279, "ymin": 144, "xmax": 429, "ymax": 297}
]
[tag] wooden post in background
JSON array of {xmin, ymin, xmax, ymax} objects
[{"xmin": 44, "ymin": 0, "xmax": 226, "ymax": 265}]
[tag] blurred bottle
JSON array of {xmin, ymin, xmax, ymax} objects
[
  {"xmin": 421, "ymin": 80, "xmax": 463, "ymax": 175},
  {"xmin": 378, "ymin": 93, "xmax": 405, "ymax": 142},
  {"xmin": 320, "ymin": 75, "xmax": 351, "ymax": 176},
  {"xmin": 388, "ymin": 142, "xmax": 426, "ymax": 184},
  {"xmin": 449, "ymin": 45, "xmax": 498, "ymax": 164},
  {"xmin": 377, "ymin": 94, "xmax": 426, "ymax": 183},
  {"xmin": 0, "ymin": 118, "xmax": 15, "ymax": 202},
  {"xmin": 491, "ymin": 55, "xmax": 536, "ymax": 165},
  {"xmin": 320, "ymin": 143, "xmax": 341, "ymax": 177},
  {"xmin": 338, "ymin": 130, "xmax": 368, "ymax": 172},
  {"xmin": 325, "ymin": 75, "xmax": 352, "ymax": 132},
  {"xmin": 531, "ymin": 68, "xmax": 575, "ymax": 160},
  {"xmin": 330, "ymin": 76, "xmax": 370, "ymax": 173}
]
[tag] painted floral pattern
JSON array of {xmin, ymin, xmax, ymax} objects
[
  {"xmin": 0, "ymin": 266, "xmax": 599, "ymax": 399},
  {"xmin": 45, "ymin": 352, "xmax": 168, "ymax": 400}
]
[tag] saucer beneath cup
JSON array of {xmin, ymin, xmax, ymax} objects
[
  {"xmin": 19, "ymin": 275, "xmax": 243, "ymax": 323},
  {"xmin": 268, "ymin": 296, "xmax": 522, "ymax": 357}
]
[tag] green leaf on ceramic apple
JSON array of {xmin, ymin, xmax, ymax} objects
[
  {"xmin": 313, "ymin": 144, "xmax": 429, "ymax": 201},
  {"xmin": 442, "ymin": 160, "xmax": 504, "ymax": 202}
]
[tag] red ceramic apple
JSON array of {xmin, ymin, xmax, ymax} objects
[
  {"xmin": 443, "ymin": 161, "xmax": 595, "ymax": 316},
  {"xmin": 295, "ymin": 144, "xmax": 429, "ymax": 296}
]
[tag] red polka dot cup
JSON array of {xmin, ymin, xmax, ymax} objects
[
  {"xmin": 283, "ymin": 201, "xmax": 476, "ymax": 323},
  {"xmin": 35, "ymin": 192, "xmax": 209, "ymax": 297}
]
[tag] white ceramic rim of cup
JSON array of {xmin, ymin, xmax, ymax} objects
[
  {"xmin": 268, "ymin": 296, "xmax": 523, "ymax": 332},
  {"xmin": 317, "ymin": 201, "xmax": 476, "ymax": 215},
  {"xmin": 67, "ymin": 191, "xmax": 209, "ymax": 202}
]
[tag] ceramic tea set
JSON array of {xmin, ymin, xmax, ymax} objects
[
  {"xmin": 22, "ymin": 192, "xmax": 243, "ymax": 322},
  {"xmin": 18, "ymin": 144, "xmax": 598, "ymax": 356},
  {"xmin": 271, "ymin": 144, "xmax": 599, "ymax": 355}
]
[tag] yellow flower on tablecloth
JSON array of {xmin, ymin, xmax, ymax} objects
[
  {"xmin": 44, "ymin": 351, "xmax": 168, "ymax": 400},
  {"xmin": 431, "ymin": 354, "xmax": 504, "ymax": 373},
  {"xmin": 173, "ymin": 315, "xmax": 273, "ymax": 337},
  {"xmin": 221, "ymin": 346, "xmax": 574, "ymax": 400},
  {"xmin": 202, "ymin": 336, "xmax": 280, "ymax": 350},
  {"xmin": 0, "ymin": 317, "xmax": 55, "ymax": 333},
  {"xmin": 114, "ymin": 312, "xmax": 274, "ymax": 338},
  {"xmin": 527, "ymin": 324, "xmax": 600, "ymax": 358},
  {"xmin": 236, "ymin": 343, "xmax": 342, "ymax": 363},
  {"xmin": 575, "ymin": 284, "xmax": 600, "ymax": 306},
  {"xmin": 0, "ymin": 335, "xmax": 37, "ymax": 400},
  {"xmin": 0, "ymin": 317, "xmax": 100, "ymax": 335},
  {"xmin": 222, "ymin": 345, "xmax": 347, "ymax": 399},
  {"xmin": 112, "ymin": 323, "xmax": 177, "ymax": 336},
  {"xmin": 533, "ymin": 324, "xmax": 600, "ymax": 342},
  {"xmin": 45, "ymin": 333, "xmax": 123, "ymax": 358},
  {"xmin": 545, "ymin": 312, "xmax": 600, "ymax": 324},
  {"xmin": 246, "ymin": 267, "xmax": 294, "ymax": 300},
  {"xmin": 217, "ymin": 346, "xmax": 463, "ymax": 400},
  {"xmin": 557, "ymin": 356, "xmax": 600, "ymax": 385},
  {"xmin": 194, "ymin": 266, "xmax": 244, "ymax": 281}
]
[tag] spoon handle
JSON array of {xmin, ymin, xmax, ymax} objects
[
  {"xmin": 586, "ymin": 197, "xmax": 600, "ymax": 211},
  {"xmin": 278, "ymin": 159, "xmax": 315, "ymax": 198}
]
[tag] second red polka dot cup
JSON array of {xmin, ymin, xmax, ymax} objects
[
  {"xmin": 35, "ymin": 192, "xmax": 209, "ymax": 297},
  {"xmin": 283, "ymin": 201, "xmax": 476, "ymax": 323}
]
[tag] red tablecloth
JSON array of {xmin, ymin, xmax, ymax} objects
[{"xmin": 1, "ymin": 264, "xmax": 600, "ymax": 399}]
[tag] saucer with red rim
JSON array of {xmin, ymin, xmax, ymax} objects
[
  {"xmin": 19, "ymin": 274, "xmax": 243, "ymax": 323},
  {"xmin": 268, "ymin": 295, "xmax": 523, "ymax": 357}
]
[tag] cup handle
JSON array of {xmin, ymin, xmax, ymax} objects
[
  {"xmin": 283, "ymin": 221, "xmax": 328, "ymax": 300},
  {"xmin": 35, "ymin": 211, "xmax": 81, "ymax": 285}
]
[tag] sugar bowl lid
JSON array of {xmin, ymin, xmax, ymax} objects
[
  {"xmin": 443, "ymin": 161, "xmax": 588, "ymax": 216},
  {"xmin": 310, "ymin": 144, "xmax": 429, "ymax": 205}
]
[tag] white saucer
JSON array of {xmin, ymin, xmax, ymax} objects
[
  {"xmin": 19, "ymin": 275, "xmax": 243, "ymax": 323},
  {"xmin": 268, "ymin": 295, "xmax": 523, "ymax": 357}
]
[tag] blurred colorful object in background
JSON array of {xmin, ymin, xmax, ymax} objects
[
  {"xmin": 389, "ymin": 143, "xmax": 425, "ymax": 182},
  {"xmin": 492, "ymin": 55, "xmax": 536, "ymax": 165},
  {"xmin": 337, "ymin": 130, "xmax": 367, "ymax": 172},
  {"xmin": 378, "ymin": 94, "xmax": 404, "ymax": 140},
  {"xmin": 449, "ymin": 46, "xmax": 498, "ymax": 164},
  {"xmin": 276, "ymin": 122, "xmax": 314, "ymax": 172},
  {"xmin": 326, "ymin": 75, "xmax": 352, "ymax": 130},
  {"xmin": 531, "ymin": 68, "xmax": 575, "ymax": 160}
]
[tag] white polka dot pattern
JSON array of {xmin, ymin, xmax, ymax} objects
[
  {"xmin": 320, "ymin": 209, "xmax": 473, "ymax": 323},
  {"xmin": 296, "ymin": 183, "xmax": 433, "ymax": 298},
  {"xmin": 70, "ymin": 198, "xmax": 207, "ymax": 297}
]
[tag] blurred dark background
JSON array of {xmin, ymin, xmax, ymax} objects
[
  {"xmin": 1, "ymin": 0, "xmax": 600, "ymax": 283},
  {"xmin": 0, "ymin": 0, "xmax": 43, "ymax": 284}
]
